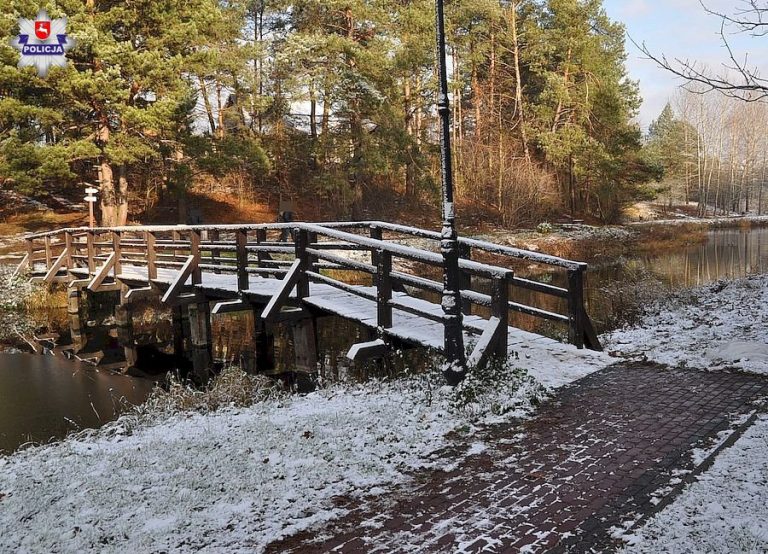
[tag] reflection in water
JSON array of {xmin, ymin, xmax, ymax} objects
[
  {"xmin": 584, "ymin": 228, "xmax": 768, "ymax": 331},
  {"xmin": 0, "ymin": 354, "xmax": 153, "ymax": 454}
]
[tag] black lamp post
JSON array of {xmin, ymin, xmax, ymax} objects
[{"xmin": 435, "ymin": 0, "xmax": 466, "ymax": 383}]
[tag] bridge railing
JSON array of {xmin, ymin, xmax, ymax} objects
[
  {"xmin": 18, "ymin": 220, "xmax": 600, "ymax": 354},
  {"xmin": 320, "ymin": 221, "xmax": 601, "ymax": 350}
]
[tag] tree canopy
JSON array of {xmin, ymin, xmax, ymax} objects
[{"xmin": 0, "ymin": 0, "xmax": 656, "ymax": 225}]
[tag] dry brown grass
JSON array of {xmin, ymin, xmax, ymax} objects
[
  {"xmin": 137, "ymin": 366, "xmax": 285, "ymax": 416},
  {"xmin": 23, "ymin": 286, "xmax": 68, "ymax": 311},
  {"xmin": 0, "ymin": 211, "xmax": 87, "ymax": 256}
]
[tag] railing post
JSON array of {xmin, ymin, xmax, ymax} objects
[
  {"xmin": 26, "ymin": 238, "xmax": 34, "ymax": 272},
  {"xmin": 190, "ymin": 229, "xmax": 202, "ymax": 285},
  {"xmin": 567, "ymin": 268, "xmax": 585, "ymax": 349},
  {"xmin": 44, "ymin": 235, "xmax": 52, "ymax": 269},
  {"xmin": 376, "ymin": 249, "xmax": 393, "ymax": 332},
  {"xmin": 236, "ymin": 229, "xmax": 249, "ymax": 291},
  {"xmin": 491, "ymin": 274, "xmax": 509, "ymax": 358},
  {"xmin": 146, "ymin": 231, "xmax": 157, "ymax": 280},
  {"xmin": 458, "ymin": 242, "xmax": 472, "ymax": 315},
  {"xmin": 255, "ymin": 228, "xmax": 267, "ymax": 266},
  {"xmin": 370, "ymin": 225, "xmax": 382, "ymax": 267},
  {"xmin": 210, "ymin": 229, "xmax": 221, "ymax": 274},
  {"xmin": 307, "ymin": 230, "xmax": 318, "ymax": 273},
  {"xmin": 172, "ymin": 229, "xmax": 181, "ymax": 262},
  {"xmin": 87, "ymin": 230, "xmax": 95, "ymax": 273},
  {"xmin": 64, "ymin": 231, "xmax": 73, "ymax": 270},
  {"xmin": 295, "ymin": 228, "xmax": 310, "ymax": 299},
  {"xmin": 112, "ymin": 231, "xmax": 122, "ymax": 276}
]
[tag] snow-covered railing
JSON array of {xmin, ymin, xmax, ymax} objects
[
  {"xmin": 320, "ymin": 221, "xmax": 601, "ymax": 350},
  {"xmin": 19, "ymin": 220, "xmax": 601, "ymax": 353}
]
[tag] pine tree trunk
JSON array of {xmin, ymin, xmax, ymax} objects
[
  {"xmin": 215, "ymin": 78, "xmax": 225, "ymax": 139},
  {"xmin": 404, "ymin": 78, "xmax": 416, "ymax": 197},
  {"xmin": 309, "ymin": 81, "xmax": 317, "ymax": 140},
  {"xmin": 198, "ymin": 76, "xmax": 217, "ymax": 135},
  {"xmin": 509, "ymin": 2, "xmax": 530, "ymax": 161}
]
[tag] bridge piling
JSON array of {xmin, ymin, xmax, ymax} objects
[
  {"xmin": 292, "ymin": 318, "xmax": 318, "ymax": 372},
  {"xmin": 254, "ymin": 316, "xmax": 276, "ymax": 372},
  {"xmin": 187, "ymin": 301, "xmax": 213, "ymax": 382},
  {"xmin": 66, "ymin": 287, "xmax": 85, "ymax": 353},
  {"xmin": 115, "ymin": 285, "xmax": 137, "ymax": 369}
]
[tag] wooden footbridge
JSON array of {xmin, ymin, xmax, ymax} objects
[{"xmin": 17, "ymin": 221, "xmax": 601, "ymax": 379}]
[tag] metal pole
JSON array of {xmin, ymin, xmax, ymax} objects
[{"xmin": 435, "ymin": 0, "xmax": 466, "ymax": 384}]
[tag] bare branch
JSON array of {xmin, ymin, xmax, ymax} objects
[
  {"xmin": 700, "ymin": 0, "xmax": 768, "ymax": 34},
  {"xmin": 629, "ymin": 2, "xmax": 768, "ymax": 103}
]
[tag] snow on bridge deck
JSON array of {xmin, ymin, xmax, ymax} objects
[{"xmin": 69, "ymin": 263, "xmax": 612, "ymax": 386}]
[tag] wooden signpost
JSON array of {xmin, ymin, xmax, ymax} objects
[{"xmin": 84, "ymin": 186, "xmax": 98, "ymax": 228}]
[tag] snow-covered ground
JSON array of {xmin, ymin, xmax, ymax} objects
[
  {"xmin": 0, "ymin": 371, "xmax": 547, "ymax": 553},
  {"xmin": 604, "ymin": 274, "xmax": 768, "ymax": 374},
  {"xmin": 4, "ymin": 269, "xmax": 768, "ymax": 552},
  {"xmin": 621, "ymin": 414, "xmax": 768, "ymax": 553},
  {"xmin": 605, "ymin": 273, "xmax": 768, "ymax": 552}
]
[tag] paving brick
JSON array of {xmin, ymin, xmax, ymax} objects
[{"xmin": 267, "ymin": 363, "xmax": 768, "ymax": 553}]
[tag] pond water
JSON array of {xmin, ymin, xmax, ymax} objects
[
  {"xmin": 3, "ymin": 226, "xmax": 768, "ymax": 454},
  {"xmin": 0, "ymin": 354, "xmax": 153, "ymax": 454}
]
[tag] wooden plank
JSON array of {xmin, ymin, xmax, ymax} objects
[
  {"xmin": 347, "ymin": 339, "xmax": 388, "ymax": 362},
  {"xmin": 491, "ymin": 275, "xmax": 509, "ymax": 357},
  {"xmin": 44, "ymin": 236, "xmax": 52, "ymax": 268},
  {"xmin": 190, "ymin": 229, "xmax": 202, "ymax": 285},
  {"xmin": 146, "ymin": 231, "xmax": 157, "ymax": 280},
  {"xmin": 582, "ymin": 313, "xmax": 603, "ymax": 352},
  {"xmin": 261, "ymin": 259, "xmax": 301, "ymax": 323},
  {"xmin": 236, "ymin": 229, "xmax": 249, "ymax": 290},
  {"xmin": 43, "ymin": 251, "xmax": 68, "ymax": 283},
  {"xmin": 12, "ymin": 253, "xmax": 29, "ymax": 278},
  {"xmin": 161, "ymin": 255, "xmax": 197, "ymax": 304},
  {"xmin": 64, "ymin": 232, "xmax": 73, "ymax": 269},
  {"xmin": 376, "ymin": 250, "xmax": 392, "ymax": 331},
  {"xmin": 87, "ymin": 231, "xmax": 95, "ymax": 273},
  {"xmin": 124, "ymin": 286, "xmax": 157, "ymax": 302},
  {"xmin": 112, "ymin": 231, "xmax": 122, "ymax": 275},
  {"xmin": 211, "ymin": 299, "xmax": 250, "ymax": 315},
  {"xmin": 467, "ymin": 316, "xmax": 504, "ymax": 369},
  {"xmin": 567, "ymin": 268, "xmax": 585, "ymax": 349},
  {"xmin": 26, "ymin": 239, "xmax": 34, "ymax": 272},
  {"xmin": 87, "ymin": 252, "xmax": 116, "ymax": 292},
  {"xmin": 68, "ymin": 278, "xmax": 92, "ymax": 290}
]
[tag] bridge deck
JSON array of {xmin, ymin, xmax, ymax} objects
[{"xmin": 65, "ymin": 264, "xmax": 608, "ymax": 381}]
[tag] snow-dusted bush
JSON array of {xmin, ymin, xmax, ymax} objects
[
  {"xmin": 536, "ymin": 221, "xmax": 554, "ymax": 234},
  {"xmin": 134, "ymin": 366, "xmax": 286, "ymax": 419},
  {"xmin": 449, "ymin": 354, "xmax": 547, "ymax": 419}
]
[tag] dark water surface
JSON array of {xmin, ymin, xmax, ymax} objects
[
  {"xmin": 4, "ymin": 226, "xmax": 768, "ymax": 454},
  {"xmin": 0, "ymin": 354, "xmax": 153, "ymax": 454}
]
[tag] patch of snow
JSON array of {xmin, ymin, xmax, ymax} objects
[
  {"xmin": 603, "ymin": 275, "xmax": 768, "ymax": 375},
  {"xmin": 0, "ymin": 374, "xmax": 542, "ymax": 553}
]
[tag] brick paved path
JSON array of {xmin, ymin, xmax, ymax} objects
[{"xmin": 268, "ymin": 364, "xmax": 768, "ymax": 553}]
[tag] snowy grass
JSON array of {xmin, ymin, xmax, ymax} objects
[
  {"xmin": 0, "ymin": 365, "xmax": 544, "ymax": 553},
  {"xmin": 603, "ymin": 274, "xmax": 768, "ymax": 375}
]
